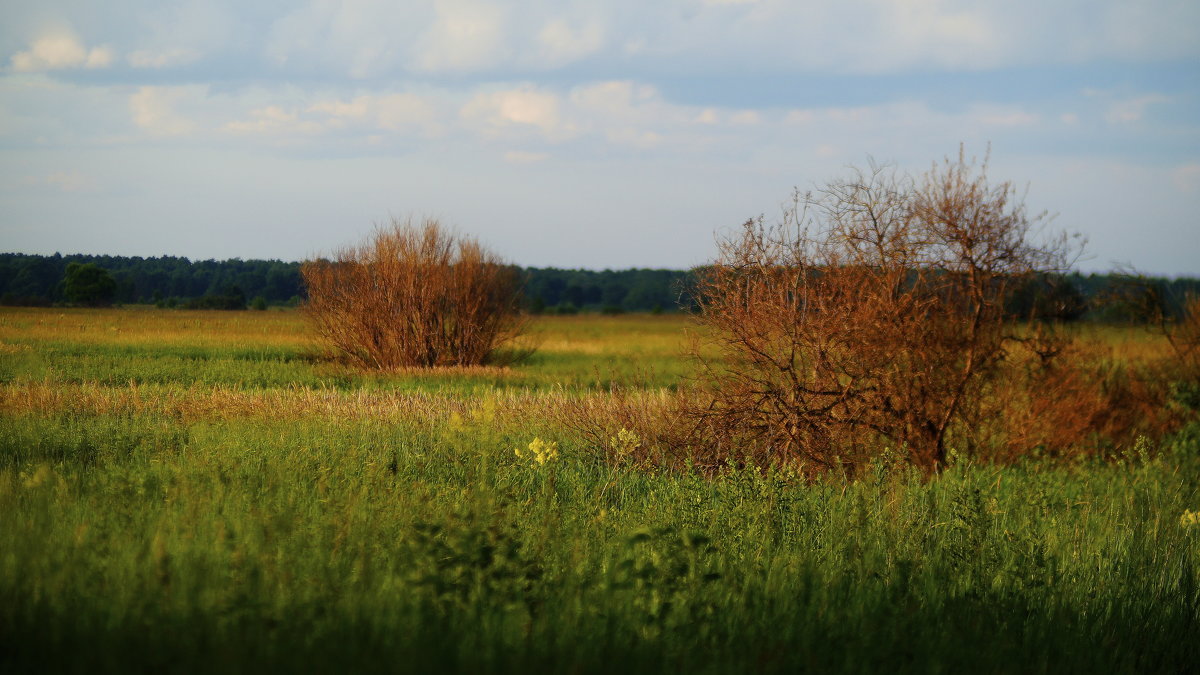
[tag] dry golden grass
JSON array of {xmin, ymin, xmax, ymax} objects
[
  {"xmin": 0, "ymin": 379, "xmax": 681, "ymax": 434},
  {"xmin": 0, "ymin": 307, "xmax": 692, "ymax": 360},
  {"xmin": 0, "ymin": 307, "xmax": 314, "ymax": 349}
]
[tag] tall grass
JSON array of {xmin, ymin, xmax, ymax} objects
[
  {"xmin": 2, "ymin": 410, "xmax": 1198, "ymax": 672},
  {"xmin": 1, "ymin": 307, "xmax": 1197, "ymax": 672}
]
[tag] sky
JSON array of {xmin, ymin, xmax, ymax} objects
[{"xmin": 0, "ymin": 0, "xmax": 1197, "ymax": 274}]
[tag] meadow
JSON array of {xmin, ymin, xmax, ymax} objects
[{"xmin": 1, "ymin": 307, "xmax": 1198, "ymax": 673}]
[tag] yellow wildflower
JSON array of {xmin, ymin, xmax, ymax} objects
[
  {"xmin": 608, "ymin": 428, "xmax": 642, "ymax": 460},
  {"xmin": 516, "ymin": 437, "xmax": 558, "ymax": 465},
  {"xmin": 1181, "ymin": 509, "xmax": 1200, "ymax": 528}
]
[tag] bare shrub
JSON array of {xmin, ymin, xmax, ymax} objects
[
  {"xmin": 1173, "ymin": 296, "xmax": 1200, "ymax": 373},
  {"xmin": 301, "ymin": 218, "xmax": 526, "ymax": 369},
  {"xmin": 975, "ymin": 338, "xmax": 1176, "ymax": 462},
  {"xmin": 1098, "ymin": 273, "xmax": 1200, "ymax": 415},
  {"xmin": 1129, "ymin": 284, "xmax": 1200, "ymax": 375},
  {"xmin": 688, "ymin": 150, "xmax": 1081, "ymax": 475}
]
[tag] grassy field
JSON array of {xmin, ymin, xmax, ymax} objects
[{"xmin": 1, "ymin": 307, "xmax": 1198, "ymax": 673}]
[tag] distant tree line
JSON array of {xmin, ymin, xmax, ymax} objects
[
  {"xmin": 0, "ymin": 253, "xmax": 693, "ymax": 313},
  {"xmin": 0, "ymin": 252, "xmax": 1196, "ymax": 320},
  {"xmin": 521, "ymin": 267, "xmax": 688, "ymax": 314},
  {"xmin": 0, "ymin": 253, "xmax": 302, "ymax": 310}
]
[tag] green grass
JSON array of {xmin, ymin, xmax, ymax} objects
[
  {"xmin": 0, "ymin": 309, "xmax": 692, "ymax": 391},
  {"xmin": 1, "ymin": 307, "xmax": 1198, "ymax": 673}
]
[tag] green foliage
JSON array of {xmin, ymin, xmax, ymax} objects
[
  {"xmin": 523, "ymin": 267, "xmax": 689, "ymax": 313},
  {"xmin": 182, "ymin": 285, "xmax": 247, "ymax": 310},
  {"xmin": 61, "ymin": 262, "xmax": 117, "ymax": 307},
  {"xmin": 1006, "ymin": 272, "xmax": 1086, "ymax": 320},
  {"xmin": 0, "ymin": 253, "xmax": 302, "ymax": 306},
  {"xmin": 1, "ymin": 411, "xmax": 1197, "ymax": 673}
]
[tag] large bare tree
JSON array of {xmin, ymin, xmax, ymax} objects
[{"xmin": 690, "ymin": 150, "xmax": 1080, "ymax": 473}]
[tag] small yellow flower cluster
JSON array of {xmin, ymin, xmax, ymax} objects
[
  {"xmin": 516, "ymin": 437, "xmax": 558, "ymax": 465},
  {"xmin": 1181, "ymin": 510, "xmax": 1200, "ymax": 528},
  {"xmin": 609, "ymin": 428, "xmax": 642, "ymax": 459}
]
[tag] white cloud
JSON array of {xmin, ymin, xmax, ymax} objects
[
  {"xmin": 10, "ymin": 32, "xmax": 114, "ymax": 72},
  {"xmin": 129, "ymin": 86, "xmax": 199, "ymax": 136},
  {"xmin": 1173, "ymin": 164, "xmax": 1200, "ymax": 193},
  {"xmin": 595, "ymin": 0, "xmax": 1197, "ymax": 74},
  {"xmin": 970, "ymin": 105, "xmax": 1038, "ymax": 127},
  {"xmin": 536, "ymin": 18, "xmax": 604, "ymax": 66},
  {"xmin": 566, "ymin": 81, "xmax": 689, "ymax": 147},
  {"xmin": 264, "ymin": 1, "xmax": 429, "ymax": 78},
  {"xmin": 815, "ymin": 143, "xmax": 839, "ymax": 159},
  {"xmin": 504, "ymin": 150, "xmax": 550, "ymax": 163},
  {"xmin": 456, "ymin": 80, "xmax": 744, "ymax": 149},
  {"xmin": 126, "ymin": 1, "xmax": 236, "ymax": 69},
  {"xmin": 309, "ymin": 93, "xmax": 442, "ymax": 135},
  {"xmin": 1105, "ymin": 94, "xmax": 1170, "ymax": 123},
  {"xmin": 460, "ymin": 86, "xmax": 571, "ymax": 140},
  {"xmin": 375, "ymin": 93, "xmax": 440, "ymax": 133},
  {"xmin": 128, "ymin": 48, "xmax": 201, "ymax": 69},
  {"xmin": 24, "ymin": 170, "xmax": 97, "ymax": 192},
  {"xmin": 8, "ymin": 1, "xmax": 1187, "ymax": 83},
  {"xmin": 11, "ymin": 34, "xmax": 86, "ymax": 71},
  {"xmin": 96, "ymin": 0, "xmax": 1188, "ymax": 82},
  {"xmin": 1092, "ymin": 2, "xmax": 1200, "ymax": 62},
  {"xmin": 569, "ymin": 81, "xmax": 665, "ymax": 120},
  {"xmin": 784, "ymin": 110, "xmax": 816, "ymax": 125},
  {"xmin": 886, "ymin": 0, "xmax": 998, "ymax": 65},
  {"xmin": 308, "ymin": 97, "xmax": 371, "ymax": 120},
  {"xmin": 223, "ymin": 105, "xmax": 324, "ymax": 136},
  {"xmin": 85, "ymin": 46, "xmax": 115, "ymax": 69},
  {"xmin": 413, "ymin": 0, "xmax": 508, "ymax": 73},
  {"xmin": 729, "ymin": 110, "xmax": 761, "ymax": 125}
]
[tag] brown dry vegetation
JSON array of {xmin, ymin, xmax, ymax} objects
[
  {"xmin": 681, "ymin": 152, "xmax": 1081, "ymax": 474},
  {"xmin": 546, "ymin": 152, "xmax": 1196, "ymax": 477},
  {"xmin": 301, "ymin": 218, "xmax": 526, "ymax": 369}
]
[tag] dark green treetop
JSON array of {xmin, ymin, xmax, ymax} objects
[{"xmin": 62, "ymin": 262, "xmax": 117, "ymax": 307}]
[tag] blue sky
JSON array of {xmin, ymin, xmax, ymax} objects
[{"xmin": 1, "ymin": 0, "xmax": 1197, "ymax": 274}]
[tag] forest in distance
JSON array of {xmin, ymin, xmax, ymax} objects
[
  {"xmin": 0, "ymin": 252, "xmax": 682, "ymax": 314},
  {"xmin": 2, "ymin": 250, "xmax": 1198, "ymax": 320}
]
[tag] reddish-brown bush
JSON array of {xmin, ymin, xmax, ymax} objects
[
  {"xmin": 688, "ymin": 151, "xmax": 1081, "ymax": 475},
  {"xmin": 301, "ymin": 218, "xmax": 526, "ymax": 369}
]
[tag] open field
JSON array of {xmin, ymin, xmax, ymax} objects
[{"xmin": 2, "ymin": 307, "xmax": 1198, "ymax": 673}]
